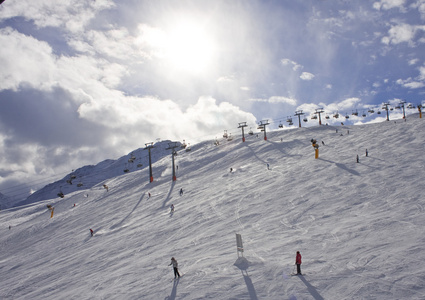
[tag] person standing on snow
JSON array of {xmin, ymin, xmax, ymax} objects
[
  {"xmin": 169, "ymin": 257, "xmax": 181, "ymax": 279},
  {"xmin": 296, "ymin": 251, "xmax": 302, "ymax": 275},
  {"xmin": 90, "ymin": 229, "xmax": 94, "ymax": 237},
  {"xmin": 179, "ymin": 188, "xmax": 183, "ymax": 196}
]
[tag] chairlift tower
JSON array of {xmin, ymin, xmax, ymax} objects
[
  {"xmin": 294, "ymin": 110, "xmax": 305, "ymax": 128},
  {"xmin": 382, "ymin": 103, "xmax": 390, "ymax": 121},
  {"xmin": 399, "ymin": 100, "xmax": 406, "ymax": 119},
  {"xmin": 238, "ymin": 122, "xmax": 248, "ymax": 142},
  {"xmin": 258, "ymin": 120, "xmax": 270, "ymax": 141},
  {"xmin": 144, "ymin": 142, "xmax": 155, "ymax": 182},
  {"xmin": 315, "ymin": 108, "xmax": 325, "ymax": 125},
  {"xmin": 166, "ymin": 142, "xmax": 179, "ymax": 181}
]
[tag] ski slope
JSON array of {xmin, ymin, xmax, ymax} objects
[{"xmin": 1, "ymin": 115, "xmax": 425, "ymax": 299}]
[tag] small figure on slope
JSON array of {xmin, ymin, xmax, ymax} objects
[
  {"xmin": 169, "ymin": 257, "xmax": 181, "ymax": 279},
  {"xmin": 296, "ymin": 251, "xmax": 302, "ymax": 275},
  {"xmin": 103, "ymin": 184, "xmax": 109, "ymax": 192},
  {"xmin": 90, "ymin": 228, "xmax": 94, "ymax": 237},
  {"xmin": 356, "ymin": 155, "xmax": 359, "ymax": 163},
  {"xmin": 170, "ymin": 204, "xmax": 174, "ymax": 213},
  {"xmin": 179, "ymin": 188, "xmax": 183, "ymax": 196}
]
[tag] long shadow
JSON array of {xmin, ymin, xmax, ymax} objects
[
  {"xmin": 110, "ymin": 193, "xmax": 145, "ymax": 230},
  {"xmin": 318, "ymin": 158, "xmax": 360, "ymax": 176},
  {"xmin": 164, "ymin": 279, "xmax": 179, "ymax": 300},
  {"xmin": 298, "ymin": 275, "xmax": 324, "ymax": 300},
  {"xmin": 234, "ymin": 257, "xmax": 258, "ymax": 300},
  {"xmin": 162, "ymin": 181, "xmax": 176, "ymax": 209}
]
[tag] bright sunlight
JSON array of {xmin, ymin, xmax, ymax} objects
[{"xmin": 164, "ymin": 21, "xmax": 216, "ymax": 74}]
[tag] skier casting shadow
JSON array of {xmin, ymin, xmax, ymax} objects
[{"xmin": 165, "ymin": 279, "xmax": 179, "ymax": 300}]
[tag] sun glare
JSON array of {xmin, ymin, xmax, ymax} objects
[{"xmin": 164, "ymin": 22, "xmax": 216, "ymax": 74}]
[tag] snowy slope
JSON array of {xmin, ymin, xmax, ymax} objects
[{"xmin": 1, "ymin": 116, "xmax": 425, "ymax": 299}]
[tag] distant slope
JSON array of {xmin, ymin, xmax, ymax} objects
[{"xmin": 18, "ymin": 140, "xmax": 181, "ymax": 207}]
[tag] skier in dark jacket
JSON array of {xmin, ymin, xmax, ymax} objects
[
  {"xmin": 169, "ymin": 257, "xmax": 181, "ymax": 278},
  {"xmin": 296, "ymin": 251, "xmax": 302, "ymax": 275}
]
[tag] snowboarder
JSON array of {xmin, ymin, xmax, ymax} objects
[
  {"xmin": 356, "ymin": 155, "xmax": 359, "ymax": 163},
  {"xmin": 90, "ymin": 229, "xmax": 94, "ymax": 237},
  {"xmin": 296, "ymin": 251, "xmax": 302, "ymax": 275},
  {"xmin": 179, "ymin": 188, "xmax": 183, "ymax": 196},
  {"xmin": 170, "ymin": 204, "xmax": 174, "ymax": 213},
  {"xmin": 169, "ymin": 257, "xmax": 181, "ymax": 279}
]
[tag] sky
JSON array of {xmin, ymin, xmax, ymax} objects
[
  {"xmin": 1, "ymin": 116, "xmax": 425, "ymax": 299},
  {"xmin": 0, "ymin": 0, "xmax": 425, "ymax": 199}
]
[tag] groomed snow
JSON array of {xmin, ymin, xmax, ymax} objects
[{"xmin": 1, "ymin": 115, "xmax": 425, "ymax": 299}]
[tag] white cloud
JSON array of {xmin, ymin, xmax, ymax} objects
[
  {"xmin": 382, "ymin": 23, "xmax": 425, "ymax": 46},
  {"xmin": 249, "ymin": 96, "xmax": 297, "ymax": 106},
  {"xmin": 0, "ymin": 27, "xmax": 56, "ymax": 91},
  {"xmin": 408, "ymin": 58, "xmax": 419, "ymax": 65},
  {"xmin": 373, "ymin": 0, "xmax": 406, "ymax": 11},
  {"xmin": 0, "ymin": 0, "xmax": 114, "ymax": 33},
  {"xmin": 300, "ymin": 72, "xmax": 315, "ymax": 81},
  {"xmin": 281, "ymin": 58, "xmax": 303, "ymax": 71},
  {"xmin": 396, "ymin": 77, "xmax": 425, "ymax": 88}
]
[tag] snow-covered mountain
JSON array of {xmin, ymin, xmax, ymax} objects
[
  {"xmin": 1, "ymin": 116, "xmax": 425, "ymax": 299},
  {"xmin": 18, "ymin": 140, "xmax": 182, "ymax": 207}
]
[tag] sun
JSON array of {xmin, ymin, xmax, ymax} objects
[{"xmin": 163, "ymin": 21, "xmax": 216, "ymax": 74}]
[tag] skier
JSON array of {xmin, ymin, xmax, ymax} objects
[
  {"xmin": 267, "ymin": 163, "xmax": 270, "ymax": 170},
  {"xmin": 170, "ymin": 204, "xmax": 174, "ymax": 213},
  {"xmin": 322, "ymin": 141, "xmax": 325, "ymax": 146},
  {"xmin": 230, "ymin": 167, "xmax": 233, "ymax": 173},
  {"xmin": 296, "ymin": 251, "xmax": 302, "ymax": 275},
  {"xmin": 356, "ymin": 155, "xmax": 359, "ymax": 163},
  {"xmin": 148, "ymin": 192, "xmax": 151, "ymax": 198},
  {"xmin": 169, "ymin": 257, "xmax": 181, "ymax": 279},
  {"xmin": 365, "ymin": 149, "xmax": 368, "ymax": 157},
  {"xmin": 179, "ymin": 188, "xmax": 183, "ymax": 196},
  {"xmin": 103, "ymin": 184, "xmax": 109, "ymax": 192},
  {"xmin": 90, "ymin": 229, "xmax": 94, "ymax": 237}
]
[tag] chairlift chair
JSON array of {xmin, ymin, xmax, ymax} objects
[
  {"xmin": 303, "ymin": 118, "xmax": 308, "ymax": 122},
  {"xmin": 377, "ymin": 110, "xmax": 381, "ymax": 114},
  {"xmin": 345, "ymin": 114, "xmax": 349, "ymax": 119},
  {"xmin": 248, "ymin": 128, "xmax": 254, "ymax": 135},
  {"xmin": 325, "ymin": 115, "xmax": 330, "ymax": 119},
  {"xmin": 333, "ymin": 112, "xmax": 339, "ymax": 118}
]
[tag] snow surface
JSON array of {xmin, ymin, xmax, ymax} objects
[{"xmin": 1, "ymin": 115, "xmax": 425, "ymax": 299}]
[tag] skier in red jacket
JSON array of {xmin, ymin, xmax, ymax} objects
[{"xmin": 296, "ymin": 251, "xmax": 302, "ymax": 275}]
